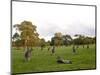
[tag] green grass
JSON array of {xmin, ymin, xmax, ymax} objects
[{"xmin": 12, "ymin": 44, "xmax": 96, "ymax": 74}]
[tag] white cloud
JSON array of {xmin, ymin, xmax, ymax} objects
[{"xmin": 12, "ymin": 1, "xmax": 95, "ymax": 41}]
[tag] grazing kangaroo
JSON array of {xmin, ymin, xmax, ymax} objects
[{"xmin": 24, "ymin": 47, "xmax": 32, "ymax": 61}]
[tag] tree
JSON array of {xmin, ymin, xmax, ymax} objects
[
  {"xmin": 46, "ymin": 40, "xmax": 51, "ymax": 46},
  {"xmin": 93, "ymin": 36, "xmax": 96, "ymax": 44},
  {"xmin": 62, "ymin": 35, "xmax": 72, "ymax": 46},
  {"xmin": 84, "ymin": 36, "xmax": 93, "ymax": 48},
  {"xmin": 54, "ymin": 32, "xmax": 63, "ymax": 46},
  {"xmin": 51, "ymin": 32, "xmax": 63, "ymax": 46},
  {"xmin": 55, "ymin": 32, "xmax": 62, "ymax": 38},
  {"xmin": 12, "ymin": 32, "xmax": 20, "ymax": 41},
  {"xmin": 73, "ymin": 34, "xmax": 85, "ymax": 48},
  {"xmin": 13, "ymin": 21, "xmax": 39, "ymax": 50},
  {"xmin": 12, "ymin": 32, "xmax": 21, "ymax": 49},
  {"xmin": 73, "ymin": 34, "xmax": 95, "ymax": 48},
  {"xmin": 40, "ymin": 38, "xmax": 46, "ymax": 50},
  {"xmin": 50, "ymin": 37, "xmax": 55, "ymax": 46}
]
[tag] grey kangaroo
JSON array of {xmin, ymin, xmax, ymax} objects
[{"xmin": 24, "ymin": 47, "xmax": 32, "ymax": 61}]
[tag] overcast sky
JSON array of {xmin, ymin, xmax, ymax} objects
[{"xmin": 12, "ymin": 1, "xmax": 95, "ymax": 41}]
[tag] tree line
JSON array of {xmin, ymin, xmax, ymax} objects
[{"xmin": 12, "ymin": 21, "xmax": 96, "ymax": 50}]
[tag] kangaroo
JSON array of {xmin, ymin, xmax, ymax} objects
[
  {"xmin": 48, "ymin": 46, "xmax": 51, "ymax": 51},
  {"xmin": 73, "ymin": 46, "xmax": 76, "ymax": 53},
  {"xmin": 24, "ymin": 47, "xmax": 32, "ymax": 61},
  {"xmin": 52, "ymin": 46, "xmax": 55, "ymax": 54},
  {"xmin": 57, "ymin": 56, "xmax": 72, "ymax": 64}
]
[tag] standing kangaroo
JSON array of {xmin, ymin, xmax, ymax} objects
[
  {"xmin": 51, "ymin": 46, "xmax": 55, "ymax": 54},
  {"xmin": 48, "ymin": 46, "xmax": 51, "ymax": 51},
  {"xmin": 73, "ymin": 46, "xmax": 76, "ymax": 53},
  {"xmin": 24, "ymin": 47, "xmax": 32, "ymax": 61}
]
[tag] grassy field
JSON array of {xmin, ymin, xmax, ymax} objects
[{"xmin": 12, "ymin": 44, "xmax": 96, "ymax": 74}]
